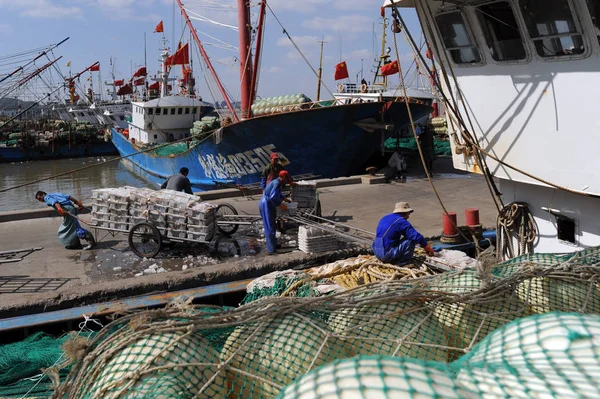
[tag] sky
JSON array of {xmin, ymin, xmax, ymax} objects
[{"xmin": 0, "ymin": 0, "xmax": 425, "ymax": 105}]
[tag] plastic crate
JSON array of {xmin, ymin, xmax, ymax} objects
[{"xmin": 276, "ymin": 201, "xmax": 298, "ymax": 217}]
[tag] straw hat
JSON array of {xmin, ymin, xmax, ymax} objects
[{"xmin": 393, "ymin": 202, "xmax": 414, "ymax": 214}]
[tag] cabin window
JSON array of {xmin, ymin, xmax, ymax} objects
[
  {"xmin": 185, "ymin": 107, "xmax": 190, "ymax": 114},
  {"xmin": 148, "ymin": 108, "xmax": 153, "ymax": 115},
  {"xmin": 476, "ymin": 1, "xmax": 527, "ymax": 61},
  {"xmin": 155, "ymin": 107, "xmax": 161, "ymax": 115},
  {"xmin": 170, "ymin": 108, "xmax": 175, "ymax": 115},
  {"xmin": 154, "ymin": 134, "xmax": 158, "ymax": 139},
  {"xmin": 435, "ymin": 11, "xmax": 482, "ymax": 64},
  {"xmin": 557, "ymin": 215, "xmax": 576, "ymax": 244},
  {"xmin": 586, "ymin": 0, "xmax": 600, "ymax": 44},
  {"xmin": 192, "ymin": 107, "xmax": 197, "ymax": 114},
  {"xmin": 519, "ymin": 0, "xmax": 585, "ymax": 57},
  {"xmin": 178, "ymin": 108, "xmax": 183, "ymax": 114}
]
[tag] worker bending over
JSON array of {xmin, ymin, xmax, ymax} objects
[
  {"xmin": 35, "ymin": 191, "xmax": 96, "ymax": 250},
  {"xmin": 373, "ymin": 202, "xmax": 435, "ymax": 264},
  {"xmin": 161, "ymin": 167, "xmax": 193, "ymax": 194},
  {"xmin": 259, "ymin": 170, "xmax": 292, "ymax": 255}
]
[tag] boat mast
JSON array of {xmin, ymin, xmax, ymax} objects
[
  {"xmin": 237, "ymin": 0, "xmax": 253, "ymax": 120},
  {"xmin": 373, "ymin": 17, "xmax": 389, "ymax": 89},
  {"xmin": 175, "ymin": 0, "xmax": 239, "ymax": 122},
  {"xmin": 249, "ymin": 0, "xmax": 266, "ymax": 112}
]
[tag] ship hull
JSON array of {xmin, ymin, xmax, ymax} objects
[
  {"xmin": 112, "ymin": 101, "xmax": 432, "ymax": 190},
  {"xmin": 0, "ymin": 142, "xmax": 117, "ymax": 162}
]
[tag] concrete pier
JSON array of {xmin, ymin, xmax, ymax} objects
[{"xmin": 0, "ymin": 160, "xmax": 498, "ymax": 318}]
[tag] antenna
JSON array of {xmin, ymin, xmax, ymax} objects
[{"xmin": 316, "ymin": 36, "xmax": 327, "ymax": 101}]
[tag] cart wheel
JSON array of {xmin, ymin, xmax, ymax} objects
[
  {"xmin": 128, "ymin": 222, "xmax": 162, "ymax": 258},
  {"xmin": 216, "ymin": 203, "xmax": 239, "ymax": 236}
]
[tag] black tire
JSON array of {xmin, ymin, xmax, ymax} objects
[
  {"xmin": 216, "ymin": 203, "xmax": 239, "ymax": 236},
  {"xmin": 128, "ymin": 222, "xmax": 162, "ymax": 258}
]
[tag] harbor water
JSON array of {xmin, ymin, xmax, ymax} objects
[{"xmin": 0, "ymin": 157, "xmax": 156, "ymax": 212}]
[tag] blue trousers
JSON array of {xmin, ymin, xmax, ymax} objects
[
  {"xmin": 373, "ymin": 239, "xmax": 416, "ymax": 265},
  {"xmin": 259, "ymin": 198, "xmax": 277, "ymax": 253}
]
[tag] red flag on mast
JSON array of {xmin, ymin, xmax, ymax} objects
[
  {"xmin": 132, "ymin": 66, "xmax": 147, "ymax": 78},
  {"xmin": 133, "ymin": 78, "xmax": 145, "ymax": 86},
  {"xmin": 148, "ymin": 81, "xmax": 160, "ymax": 90},
  {"xmin": 90, "ymin": 63, "xmax": 100, "ymax": 72},
  {"xmin": 117, "ymin": 84, "xmax": 133, "ymax": 96},
  {"xmin": 114, "ymin": 79, "xmax": 124, "ymax": 86},
  {"xmin": 166, "ymin": 43, "xmax": 189, "ymax": 66},
  {"xmin": 334, "ymin": 61, "xmax": 349, "ymax": 81},
  {"xmin": 154, "ymin": 21, "xmax": 164, "ymax": 33},
  {"xmin": 381, "ymin": 60, "xmax": 399, "ymax": 76}
]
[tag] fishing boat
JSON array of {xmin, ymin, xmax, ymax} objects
[
  {"xmin": 384, "ymin": 0, "xmax": 600, "ymax": 254},
  {"xmin": 0, "ymin": 43, "xmax": 119, "ymax": 162},
  {"xmin": 110, "ymin": 0, "xmax": 433, "ymax": 190}
]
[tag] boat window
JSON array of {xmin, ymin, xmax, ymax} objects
[
  {"xmin": 170, "ymin": 108, "xmax": 175, "ymax": 115},
  {"xmin": 192, "ymin": 107, "xmax": 197, "ymax": 114},
  {"xmin": 178, "ymin": 108, "xmax": 183, "ymax": 114},
  {"xmin": 155, "ymin": 107, "xmax": 161, "ymax": 115},
  {"xmin": 476, "ymin": 1, "xmax": 527, "ymax": 61},
  {"xmin": 519, "ymin": 0, "xmax": 584, "ymax": 57},
  {"xmin": 185, "ymin": 107, "xmax": 190, "ymax": 114},
  {"xmin": 586, "ymin": 0, "xmax": 600, "ymax": 44},
  {"xmin": 435, "ymin": 11, "xmax": 482, "ymax": 64},
  {"xmin": 148, "ymin": 108, "xmax": 153, "ymax": 115}
]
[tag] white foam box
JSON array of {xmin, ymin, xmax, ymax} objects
[
  {"xmin": 298, "ymin": 226, "xmax": 338, "ymax": 253},
  {"xmin": 276, "ymin": 201, "xmax": 298, "ymax": 217},
  {"xmin": 91, "ymin": 188, "xmax": 112, "ymax": 200},
  {"xmin": 187, "ymin": 232, "xmax": 211, "ymax": 242},
  {"xmin": 188, "ymin": 203, "xmax": 217, "ymax": 220},
  {"xmin": 188, "ymin": 224, "xmax": 214, "ymax": 234},
  {"xmin": 167, "ymin": 228, "xmax": 188, "ymax": 239}
]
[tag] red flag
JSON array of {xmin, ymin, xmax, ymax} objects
[
  {"xmin": 148, "ymin": 81, "xmax": 160, "ymax": 90},
  {"xmin": 117, "ymin": 83, "xmax": 133, "ymax": 96},
  {"xmin": 90, "ymin": 63, "xmax": 100, "ymax": 72},
  {"xmin": 114, "ymin": 79, "xmax": 124, "ymax": 86},
  {"xmin": 154, "ymin": 21, "xmax": 164, "ymax": 33},
  {"xmin": 132, "ymin": 66, "xmax": 147, "ymax": 78},
  {"xmin": 381, "ymin": 60, "xmax": 399, "ymax": 76},
  {"xmin": 133, "ymin": 78, "xmax": 145, "ymax": 86},
  {"xmin": 334, "ymin": 61, "xmax": 349, "ymax": 81},
  {"xmin": 166, "ymin": 43, "xmax": 189, "ymax": 66}
]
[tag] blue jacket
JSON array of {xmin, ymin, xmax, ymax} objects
[
  {"xmin": 262, "ymin": 178, "xmax": 286, "ymax": 208},
  {"xmin": 375, "ymin": 213, "xmax": 427, "ymax": 250},
  {"xmin": 44, "ymin": 193, "xmax": 72, "ymax": 208}
]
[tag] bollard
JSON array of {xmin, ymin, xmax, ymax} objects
[
  {"xmin": 442, "ymin": 212, "xmax": 458, "ymax": 236},
  {"xmin": 465, "ymin": 208, "xmax": 480, "ymax": 227}
]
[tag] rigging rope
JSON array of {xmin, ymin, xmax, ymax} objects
[
  {"xmin": 265, "ymin": 2, "xmax": 335, "ymax": 99},
  {"xmin": 388, "ymin": 7, "xmax": 479, "ymax": 253},
  {"xmin": 496, "ymin": 202, "xmax": 537, "ymax": 261}
]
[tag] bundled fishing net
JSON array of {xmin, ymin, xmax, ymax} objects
[{"xmin": 51, "ymin": 248, "xmax": 600, "ymax": 398}]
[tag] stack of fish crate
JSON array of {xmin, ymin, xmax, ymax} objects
[
  {"xmin": 91, "ymin": 187, "xmax": 136, "ymax": 230},
  {"xmin": 298, "ymin": 225, "xmax": 338, "ymax": 254},
  {"xmin": 291, "ymin": 181, "xmax": 317, "ymax": 211},
  {"xmin": 91, "ymin": 188, "xmax": 216, "ymax": 242},
  {"xmin": 187, "ymin": 202, "xmax": 217, "ymax": 241}
]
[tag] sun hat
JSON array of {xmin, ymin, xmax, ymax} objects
[
  {"xmin": 270, "ymin": 153, "xmax": 280, "ymax": 160},
  {"xmin": 393, "ymin": 202, "xmax": 414, "ymax": 214}
]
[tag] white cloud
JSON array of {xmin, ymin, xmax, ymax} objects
[
  {"xmin": 0, "ymin": 23, "xmax": 12, "ymax": 33},
  {"xmin": 0, "ymin": 0, "xmax": 83, "ymax": 18},
  {"xmin": 266, "ymin": 0, "xmax": 322, "ymax": 13},
  {"xmin": 267, "ymin": 66, "xmax": 283, "ymax": 73},
  {"xmin": 347, "ymin": 48, "xmax": 371, "ymax": 60},
  {"xmin": 302, "ymin": 15, "xmax": 373, "ymax": 33},
  {"xmin": 276, "ymin": 35, "xmax": 333, "ymax": 49}
]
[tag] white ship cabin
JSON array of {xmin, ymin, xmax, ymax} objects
[
  {"xmin": 128, "ymin": 96, "xmax": 207, "ymax": 144},
  {"xmin": 68, "ymin": 106, "xmax": 101, "ymax": 126},
  {"xmin": 389, "ymin": 0, "xmax": 600, "ymax": 253},
  {"xmin": 99, "ymin": 103, "xmax": 130, "ymax": 129}
]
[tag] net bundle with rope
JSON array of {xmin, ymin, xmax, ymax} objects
[{"xmin": 49, "ymin": 246, "xmax": 600, "ymax": 398}]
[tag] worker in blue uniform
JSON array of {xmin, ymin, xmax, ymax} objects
[
  {"xmin": 373, "ymin": 202, "xmax": 435, "ymax": 264},
  {"xmin": 259, "ymin": 170, "xmax": 292, "ymax": 255},
  {"xmin": 35, "ymin": 191, "xmax": 96, "ymax": 250}
]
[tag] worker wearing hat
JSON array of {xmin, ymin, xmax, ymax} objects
[
  {"xmin": 261, "ymin": 152, "xmax": 284, "ymax": 190},
  {"xmin": 373, "ymin": 202, "xmax": 435, "ymax": 264},
  {"xmin": 259, "ymin": 170, "xmax": 293, "ymax": 255}
]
